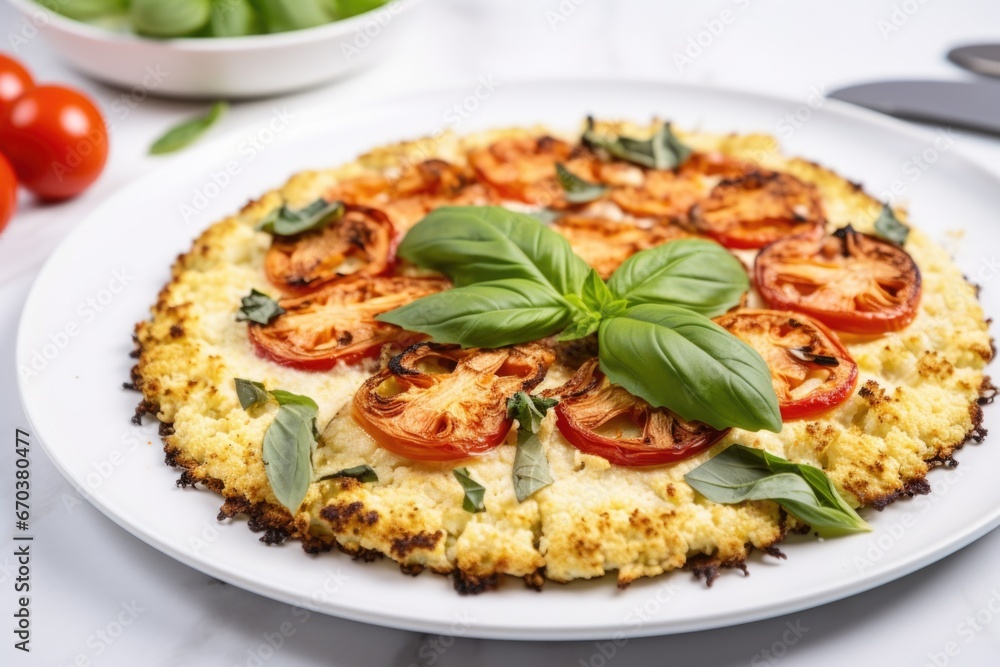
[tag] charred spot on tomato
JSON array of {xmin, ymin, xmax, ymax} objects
[
  {"xmin": 264, "ymin": 205, "xmax": 397, "ymax": 295},
  {"xmin": 248, "ymin": 276, "xmax": 448, "ymax": 371},
  {"xmin": 353, "ymin": 343, "xmax": 554, "ymax": 461},
  {"xmin": 551, "ymin": 359, "xmax": 729, "ymax": 467}
]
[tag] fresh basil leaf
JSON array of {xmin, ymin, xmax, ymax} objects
[
  {"xmin": 234, "ymin": 378, "xmax": 269, "ymax": 410},
  {"xmin": 507, "ymin": 391, "xmax": 558, "ymax": 434},
  {"xmin": 555, "ymin": 163, "xmax": 607, "ymax": 203},
  {"xmin": 513, "ymin": 430, "xmax": 554, "ymax": 503},
  {"xmin": 263, "ymin": 402, "xmax": 317, "ymax": 513},
  {"xmin": 582, "ymin": 119, "xmax": 692, "ymax": 170},
  {"xmin": 684, "ymin": 444, "xmax": 871, "ymax": 536},
  {"xmin": 597, "ymin": 304, "xmax": 781, "ymax": 432},
  {"xmin": 873, "ymin": 204, "xmax": 909, "ymax": 245},
  {"xmin": 507, "ymin": 392, "xmax": 556, "ymax": 502},
  {"xmin": 269, "ymin": 390, "xmax": 320, "ymax": 411},
  {"xmin": 397, "ymin": 206, "xmax": 590, "ymax": 296},
  {"xmin": 236, "ymin": 289, "xmax": 286, "ymax": 325},
  {"xmin": 607, "ymin": 239, "xmax": 749, "ymax": 316},
  {"xmin": 453, "ymin": 467, "xmax": 486, "ymax": 513},
  {"xmin": 257, "ymin": 199, "xmax": 345, "ymax": 237},
  {"xmin": 318, "ymin": 464, "xmax": 378, "ymax": 484},
  {"xmin": 150, "ymin": 102, "xmax": 227, "ymax": 155},
  {"xmin": 377, "ymin": 278, "xmax": 572, "ymax": 349}
]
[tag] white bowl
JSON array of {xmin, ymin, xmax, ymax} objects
[{"xmin": 8, "ymin": 0, "xmax": 415, "ymax": 99}]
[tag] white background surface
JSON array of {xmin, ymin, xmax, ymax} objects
[{"xmin": 4, "ymin": 0, "xmax": 1000, "ymax": 665}]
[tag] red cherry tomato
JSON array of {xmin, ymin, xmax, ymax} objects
[
  {"xmin": 0, "ymin": 152, "xmax": 16, "ymax": 234},
  {"xmin": 0, "ymin": 85, "xmax": 108, "ymax": 200},
  {"xmin": 0, "ymin": 54, "xmax": 33, "ymax": 115}
]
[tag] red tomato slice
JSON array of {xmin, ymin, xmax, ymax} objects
[
  {"xmin": 264, "ymin": 204, "xmax": 397, "ymax": 295},
  {"xmin": 755, "ymin": 225, "xmax": 922, "ymax": 334},
  {"xmin": 692, "ymin": 171, "xmax": 825, "ymax": 249},
  {"xmin": 552, "ymin": 358, "xmax": 729, "ymax": 467},
  {"xmin": 352, "ymin": 343, "xmax": 553, "ymax": 461},
  {"xmin": 248, "ymin": 275, "xmax": 448, "ymax": 371},
  {"xmin": 715, "ymin": 310, "xmax": 858, "ymax": 420}
]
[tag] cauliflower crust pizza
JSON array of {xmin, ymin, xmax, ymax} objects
[{"xmin": 131, "ymin": 118, "xmax": 993, "ymax": 593}]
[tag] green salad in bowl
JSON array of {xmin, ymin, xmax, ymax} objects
[{"xmin": 35, "ymin": 0, "xmax": 390, "ymax": 38}]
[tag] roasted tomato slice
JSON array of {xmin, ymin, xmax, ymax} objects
[
  {"xmin": 468, "ymin": 135, "xmax": 598, "ymax": 207},
  {"xmin": 353, "ymin": 343, "xmax": 554, "ymax": 461},
  {"xmin": 553, "ymin": 215, "xmax": 694, "ymax": 279},
  {"xmin": 264, "ymin": 205, "xmax": 396, "ymax": 295},
  {"xmin": 691, "ymin": 171, "xmax": 825, "ymax": 249},
  {"xmin": 249, "ymin": 276, "xmax": 449, "ymax": 370},
  {"xmin": 383, "ymin": 159, "xmax": 496, "ymax": 232},
  {"xmin": 715, "ymin": 310, "xmax": 858, "ymax": 420},
  {"xmin": 755, "ymin": 225, "xmax": 922, "ymax": 334},
  {"xmin": 551, "ymin": 358, "xmax": 729, "ymax": 467},
  {"xmin": 610, "ymin": 169, "xmax": 706, "ymax": 219}
]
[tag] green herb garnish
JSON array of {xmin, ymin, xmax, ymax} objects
[
  {"xmin": 234, "ymin": 378, "xmax": 269, "ymax": 410},
  {"xmin": 507, "ymin": 392, "xmax": 557, "ymax": 502},
  {"xmin": 555, "ymin": 163, "xmax": 607, "ymax": 203},
  {"xmin": 873, "ymin": 204, "xmax": 909, "ymax": 245},
  {"xmin": 235, "ymin": 289, "xmax": 286, "ymax": 325},
  {"xmin": 257, "ymin": 199, "xmax": 345, "ymax": 237},
  {"xmin": 150, "ymin": 102, "xmax": 227, "ymax": 155},
  {"xmin": 582, "ymin": 117, "xmax": 692, "ymax": 170},
  {"xmin": 453, "ymin": 467, "xmax": 486, "ymax": 513},
  {"xmin": 318, "ymin": 464, "xmax": 378, "ymax": 484},
  {"xmin": 684, "ymin": 445, "xmax": 871, "ymax": 536}
]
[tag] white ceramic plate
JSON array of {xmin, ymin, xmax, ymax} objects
[
  {"xmin": 8, "ymin": 0, "xmax": 414, "ymax": 98},
  {"xmin": 16, "ymin": 81, "xmax": 1000, "ymax": 640}
]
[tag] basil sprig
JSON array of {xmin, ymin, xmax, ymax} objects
[
  {"xmin": 556, "ymin": 163, "xmax": 607, "ymax": 203},
  {"xmin": 236, "ymin": 289, "xmax": 286, "ymax": 325},
  {"xmin": 508, "ymin": 392, "xmax": 557, "ymax": 502},
  {"xmin": 453, "ymin": 467, "xmax": 486, "ymax": 513},
  {"xmin": 258, "ymin": 198, "xmax": 345, "ymax": 236},
  {"xmin": 380, "ymin": 207, "xmax": 779, "ymax": 432},
  {"xmin": 582, "ymin": 117, "xmax": 692, "ymax": 170},
  {"xmin": 873, "ymin": 204, "xmax": 909, "ymax": 246},
  {"xmin": 684, "ymin": 445, "xmax": 871, "ymax": 536},
  {"xmin": 234, "ymin": 379, "xmax": 378, "ymax": 513}
]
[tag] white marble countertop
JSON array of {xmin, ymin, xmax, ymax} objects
[{"xmin": 5, "ymin": 0, "xmax": 1000, "ymax": 664}]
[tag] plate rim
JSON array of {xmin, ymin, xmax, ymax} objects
[{"xmin": 16, "ymin": 78, "xmax": 1000, "ymax": 640}]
